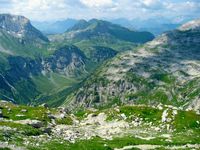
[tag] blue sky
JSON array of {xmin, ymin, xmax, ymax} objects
[{"xmin": 0, "ymin": 0, "xmax": 199, "ymax": 22}]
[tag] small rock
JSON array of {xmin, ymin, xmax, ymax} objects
[
  {"xmin": 162, "ymin": 109, "xmax": 168, "ymax": 122},
  {"xmin": 21, "ymin": 109, "xmax": 27, "ymax": 113},
  {"xmin": 114, "ymin": 107, "xmax": 120, "ymax": 112},
  {"xmin": 40, "ymin": 103, "xmax": 48, "ymax": 108},
  {"xmin": 154, "ymin": 127, "xmax": 161, "ymax": 131},
  {"xmin": 172, "ymin": 110, "xmax": 178, "ymax": 116},
  {"xmin": 0, "ymin": 109, "xmax": 3, "ymax": 117},
  {"xmin": 60, "ymin": 113, "xmax": 66, "ymax": 119},
  {"xmin": 16, "ymin": 114, "xmax": 25, "ymax": 117},
  {"xmin": 28, "ymin": 120, "xmax": 43, "ymax": 128},
  {"xmin": 48, "ymin": 114, "xmax": 56, "ymax": 119},
  {"xmin": 43, "ymin": 127, "xmax": 52, "ymax": 134},
  {"xmin": 51, "ymin": 119, "xmax": 56, "ymax": 126},
  {"xmin": 120, "ymin": 113, "xmax": 127, "ymax": 120},
  {"xmin": 58, "ymin": 107, "xmax": 66, "ymax": 113},
  {"xmin": 91, "ymin": 114, "xmax": 98, "ymax": 117}
]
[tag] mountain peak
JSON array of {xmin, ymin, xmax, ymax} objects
[
  {"xmin": 68, "ymin": 19, "xmax": 111, "ymax": 32},
  {"xmin": 178, "ymin": 19, "xmax": 200, "ymax": 31},
  {"xmin": 64, "ymin": 19, "xmax": 154, "ymax": 43},
  {"xmin": 0, "ymin": 13, "xmax": 48, "ymax": 43},
  {"xmin": 88, "ymin": 18, "xmax": 104, "ymax": 24},
  {"xmin": 67, "ymin": 19, "xmax": 88, "ymax": 31},
  {"xmin": 0, "ymin": 14, "xmax": 30, "ymax": 33}
]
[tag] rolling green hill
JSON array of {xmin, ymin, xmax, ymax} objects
[{"xmin": 49, "ymin": 19, "xmax": 154, "ymax": 59}]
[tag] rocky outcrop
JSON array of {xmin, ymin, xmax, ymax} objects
[
  {"xmin": 0, "ymin": 14, "xmax": 49, "ymax": 43},
  {"xmin": 43, "ymin": 45, "xmax": 86, "ymax": 76},
  {"xmin": 179, "ymin": 19, "xmax": 200, "ymax": 31},
  {"xmin": 14, "ymin": 119, "xmax": 44, "ymax": 128},
  {"xmin": 88, "ymin": 46, "xmax": 117, "ymax": 62}
]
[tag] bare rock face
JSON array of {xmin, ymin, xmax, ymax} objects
[
  {"xmin": 43, "ymin": 45, "xmax": 86, "ymax": 77},
  {"xmin": 0, "ymin": 14, "xmax": 49, "ymax": 43},
  {"xmin": 179, "ymin": 19, "xmax": 200, "ymax": 31},
  {"xmin": 0, "ymin": 14, "xmax": 29, "ymax": 33}
]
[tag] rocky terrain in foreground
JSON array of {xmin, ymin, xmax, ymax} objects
[{"xmin": 0, "ymin": 100, "xmax": 200, "ymax": 150}]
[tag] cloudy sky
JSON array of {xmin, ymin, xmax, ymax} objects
[{"xmin": 0, "ymin": 0, "xmax": 200, "ymax": 22}]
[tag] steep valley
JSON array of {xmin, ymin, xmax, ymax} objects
[{"xmin": 0, "ymin": 14, "xmax": 154, "ymax": 106}]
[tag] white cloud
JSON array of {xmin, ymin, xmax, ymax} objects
[
  {"xmin": 80, "ymin": 0, "xmax": 115, "ymax": 8},
  {"xmin": 140, "ymin": 0, "xmax": 163, "ymax": 9},
  {"xmin": 5, "ymin": 0, "xmax": 70, "ymax": 21},
  {"xmin": 0, "ymin": 0, "xmax": 199, "ymax": 22},
  {"xmin": 166, "ymin": 1, "xmax": 200, "ymax": 11},
  {"xmin": 142, "ymin": 0, "xmax": 158, "ymax": 6},
  {"xmin": 11, "ymin": 0, "xmax": 68, "ymax": 12}
]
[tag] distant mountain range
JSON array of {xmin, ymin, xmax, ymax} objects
[
  {"xmin": 32, "ymin": 19, "xmax": 78, "ymax": 35},
  {"xmin": 32, "ymin": 17, "xmax": 183, "ymax": 36},
  {"xmin": 50, "ymin": 19, "xmax": 154, "ymax": 43},
  {"xmin": 110, "ymin": 18, "xmax": 181, "ymax": 36}
]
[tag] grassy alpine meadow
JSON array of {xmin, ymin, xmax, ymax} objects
[{"xmin": 0, "ymin": 101, "xmax": 200, "ymax": 149}]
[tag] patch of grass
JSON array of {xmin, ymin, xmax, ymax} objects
[
  {"xmin": 119, "ymin": 105, "xmax": 162, "ymax": 123},
  {"xmin": 151, "ymin": 73, "xmax": 175, "ymax": 84},
  {"xmin": 96, "ymin": 97, "xmax": 122, "ymax": 110},
  {"xmin": 0, "ymin": 121, "xmax": 42, "ymax": 136},
  {"xmin": 33, "ymin": 133, "xmax": 200, "ymax": 150},
  {"xmin": 0, "ymin": 148, "xmax": 12, "ymax": 150},
  {"xmin": 31, "ymin": 73, "xmax": 79, "ymax": 94},
  {"xmin": 1, "ymin": 102, "xmax": 50, "ymax": 122},
  {"xmin": 56, "ymin": 116, "xmax": 73, "ymax": 125},
  {"xmin": 174, "ymin": 110, "xmax": 200, "ymax": 131},
  {"xmin": 74, "ymin": 109, "xmax": 87, "ymax": 119}
]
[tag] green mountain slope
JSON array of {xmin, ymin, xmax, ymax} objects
[
  {"xmin": 63, "ymin": 19, "xmax": 200, "ymax": 113},
  {"xmin": 0, "ymin": 14, "xmax": 89, "ymax": 105},
  {"xmin": 0, "ymin": 14, "xmax": 154, "ymax": 106},
  {"xmin": 49, "ymin": 19, "xmax": 154, "ymax": 59},
  {"xmin": 65, "ymin": 19, "xmax": 154, "ymax": 43},
  {"xmin": 0, "ymin": 45, "xmax": 88, "ymax": 104}
]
